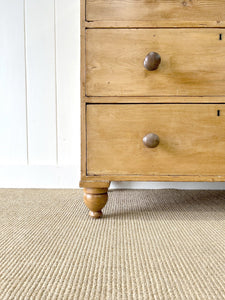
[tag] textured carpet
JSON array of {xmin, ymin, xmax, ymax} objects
[{"xmin": 0, "ymin": 189, "xmax": 225, "ymax": 300}]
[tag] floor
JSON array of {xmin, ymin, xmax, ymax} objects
[{"xmin": 0, "ymin": 189, "xmax": 225, "ymax": 299}]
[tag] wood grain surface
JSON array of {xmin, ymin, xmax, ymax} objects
[
  {"xmin": 84, "ymin": 96, "xmax": 225, "ymax": 104},
  {"xmin": 86, "ymin": 29, "xmax": 225, "ymax": 97},
  {"xmin": 86, "ymin": 0, "xmax": 225, "ymax": 23},
  {"xmin": 85, "ymin": 20, "xmax": 225, "ymax": 29},
  {"xmin": 87, "ymin": 104, "xmax": 225, "ymax": 176},
  {"xmin": 81, "ymin": 0, "xmax": 225, "ymax": 188}
]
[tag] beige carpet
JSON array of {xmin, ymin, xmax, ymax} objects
[{"xmin": 0, "ymin": 189, "xmax": 225, "ymax": 300}]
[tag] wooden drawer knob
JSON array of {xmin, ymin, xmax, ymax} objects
[
  {"xmin": 143, "ymin": 133, "xmax": 160, "ymax": 148},
  {"xmin": 144, "ymin": 52, "xmax": 161, "ymax": 71}
]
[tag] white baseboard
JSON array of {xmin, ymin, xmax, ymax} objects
[
  {"xmin": 1, "ymin": 165, "xmax": 225, "ymax": 189},
  {"xmin": 0, "ymin": 165, "xmax": 80, "ymax": 188}
]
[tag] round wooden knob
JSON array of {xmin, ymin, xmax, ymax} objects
[
  {"xmin": 143, "ymin": 133, "xmax": 160, "ymax": 148},
  {"xmin": 144, "ymin": 52, "xmax": 161, "ymax": 71}
]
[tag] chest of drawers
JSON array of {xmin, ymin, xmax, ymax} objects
[{"xmin": 80, "ymin": 0, "xmax": 225, "ymax": 218}]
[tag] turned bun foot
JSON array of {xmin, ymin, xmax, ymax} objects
[
  {"xmin": 89, "ymin": 210, "xmax": 103, "ymax": 218},
  {"xmin": 84, "ymin": 188, "xmax": 108, "ymax": 218}
]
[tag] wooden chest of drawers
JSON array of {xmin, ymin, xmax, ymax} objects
[{"xmin": 80, "ymin": 0, "xmax": 225, "ymax": 218}]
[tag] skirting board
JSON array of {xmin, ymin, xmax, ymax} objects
[
  {"xmin": 1, "ymin": 166, "xmax": 225, "ymax": 189},
  {"xmin": 0, "ymin": 165, "xmax": 80, "ymax": 188}
]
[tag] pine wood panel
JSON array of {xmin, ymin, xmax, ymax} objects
[
  {"xmin": 84, "ymin": 96, "xmax": 225, "ymax": 104},
  {"xmin": 86, "ymin": 29, "xmax": 225, "ymax": 97},
  {"xmin": 81, "ymin": 0, "xmax": 87, "ymax": 177},
  {"xmin": 85, "ymin": 20, "xmax": 225, "ymax": 28},
  {"xmin": 86, "ymin": 0, "xmax": 225, "ymax": 23},
  {"xmin": 82, "ymin": 175, "xmax": 225, "ymax": 182},
  {"xmin": 87, "ymin": 104, "xmax": 225, "ymax": 176}
]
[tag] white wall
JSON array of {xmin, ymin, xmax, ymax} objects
[
  {"xmin": 0, "ymin": 0, "xmax": 80, "ymax": 188},
  {"xmin": 0, "ymin": 0, "xmax": 225, "ymax": 189}
]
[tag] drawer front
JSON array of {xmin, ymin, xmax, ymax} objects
[
  {"xmin": 87, "ymin": 104, "xmax": 225, "ymax": 176},
  {"xmin": 86, "ymin": 0, "xmax": 225, "ymax": 23},
  {"xmin": 86, "ymin": 29, "xmax": 225, "ymax": 97}
]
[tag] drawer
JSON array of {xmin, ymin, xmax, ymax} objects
[
  {"xmin": 86, "ymin": 0, "xmax": 225, "ymax": 23},
  {"xmin": 86, "ymin": 29, "xmax": 225, "ymax": 97},
  {"xmin": 87, "ymin": 104, "xmax": 225, "ymax": 176}
]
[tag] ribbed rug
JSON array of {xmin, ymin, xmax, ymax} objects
[{"xmin": 0, "ymin": 189, "xmax": 224, "ymax": 300}]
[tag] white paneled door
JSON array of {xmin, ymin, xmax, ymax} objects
[
  {"xmin": 26, "ymin": 0, "xmax": 57, "ymax": 165},
  {"xmin": 0, "ymin": 0, "xmax": 80, "ymax": 187},
  {"xmin": 55, "ymin": 0, "xmax": 79, "ymax": 166},
  {"xmin": 0, "ymin": 0, "xmax": 27, "ymax": 165}
]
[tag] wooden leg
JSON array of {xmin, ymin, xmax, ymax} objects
[{"xmin": 83, "ymin": 188, "xmax": 108, "ymax": 218}]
